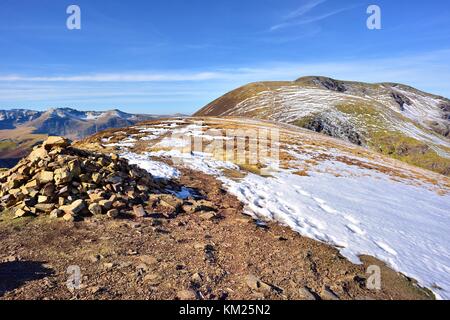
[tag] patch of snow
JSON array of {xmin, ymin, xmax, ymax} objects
[
  {"xmin": 113, "ymin": 121, "xmax": 450, "ymax": 299},
  {"xmin": 121, "ymin": 152, "xmax": 181, "ymax": 180},
  {"xmin": 84, "ymin": 113, "xmax": 102, "ymax": 120},
  {"xmin": 222, "ymin": 168, "xmax": 450, "ymax": 299},
  {"xmin": 167, "ymin": 186, "xmax": 196, "ymax": 200},
  {"xmin": 151, "ymin": 149, "xmax": 239, "ymax": 175},
  {"xmin": 104, "ymin": 137, "xmax": 137, "ymax": 148},
  {"xmin": 155, "ymin": 138, "xmax": 189, "ymax": 148},
  {"xmin": 146, "ymin": 143, "xmax": 450, "ymax": 299},
  {"xmin": 104, "ymin": 142, "xmax": 135, "ymax": 148},
  {"xmin": 141, "ymin": 135, "xmax": 160, "ymax": 141},
  {"xmin": 138, "ymin": 127, "xmax": 169, "ymax": 135}
]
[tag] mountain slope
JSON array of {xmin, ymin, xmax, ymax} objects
[
  {"xmin": 76, "ymin": 117, "xmax": 450, "ymax": 299},
  {"xmin": 0, "ymin": 108, "xmax": 169, "ymax": 168},
  {"xmin": 195, "ymin": 76, "xmax": 450, "ymax": 175},
  {"xmin": 0, "ymin": 108, "xmax": 162, "ymax": 140},
  {"xmin": 0, "ymin": 132, "xmax": 435, "ymax": 301}
]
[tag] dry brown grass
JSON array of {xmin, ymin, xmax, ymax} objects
[{"xmin": 76, "ymin": 117, "xmax": 450, "ymax": 195}]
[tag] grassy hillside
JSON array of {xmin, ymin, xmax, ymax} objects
[{"xmin": 195, "ymin": 76, "xmax": 450, "ymax": 176}]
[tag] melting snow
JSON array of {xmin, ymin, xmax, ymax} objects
[
  {"xmin": 222, "ymin": 168, "xmax": 450, "ymax": 300},
  {"xmin": 121, "ymin": 152, "xmax": 181, "ymax": 180},
  {"xmin": 110, "ymin": 120, "xmax": 450, "ymax": 299}
]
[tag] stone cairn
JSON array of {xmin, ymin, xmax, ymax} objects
[{"xmin": 0, "ymin": 137, "xmax": 217, "ymax": 221}]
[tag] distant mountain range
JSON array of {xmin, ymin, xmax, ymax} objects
[
  {"xmin": 0, "ymin": 108, "xmax": 175, "ymax": 167},
  {"xmin": 195, "ymin": 76, "xmax": 450, "ymax": 175},
  {"xmin": 0, "ymin": 108, "xmax": 166, "ymax": 139}
]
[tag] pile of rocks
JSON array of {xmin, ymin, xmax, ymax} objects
[{"xmin": 0, "ymin": 136, "xmax": 217, "ymax": 221}]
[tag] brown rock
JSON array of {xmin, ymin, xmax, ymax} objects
[
  {"xmin": 194, "ymin": 243, "xmax": 205, "ymax": 250},
  {"xmin": 43, "ymin": 136, "xmax": 70, "ymax": 150},
  {"xmin": 28, "ymin": 147, "xmax": 48, "ymax": 162},
  {"xmin": 8, "ymin": 189, "xmax": 22, "ymax": 197},
  {"xmin": 82, "ymin": 182, "xmax": 96, "ymax": 190},
  {"xmin": 58, "ymin": 186, "xmax": 69, "ymax": 195},
  {"xmin": 1, "ymin": 194, "xmax": 16, "ymax": 206},
  {"xmin": 139, "ymin": 255, "xmax": 158, "ymax": 265},
  {"xmin": 182, "ymin": 204, "xmax": 196, "ymax": 214},
  {"xmin": 91, "ymin": 172, "xmax": 102, "ymax": 184},
  {"xmin": 68, "ymin": 160, "xmax": 81, "ymax": 176},
  {"xmin": 58, "ymin": 197, "xmax": 66, "ymax": 206},
  {"xmin": 88, "ymin": 203, "xmax": 102, "ymax": 216},
  {"xmin": 136, "ymin": 184, "xmax": 148, "ymax": 192},
  {"xmin": 106, "ymin": 175, "xmax": 123, "ymax": 184},
  {"xmin": 50, "ymin": 209, "xmax": 64, "ymax": 219},
  {"xmin": 159, "ymin": 195, "xmax": 183, "ymax": 210},
  {"xmin": 48, "ymin": 146, "xmax": 64, "ymax": 155},
  {"xmin": 106, "ymin": 209, "xmax": 119, "ymax": 218},
  {"xmin": 63, "ymin": 213, "xmax": 75, "ymax": 222},
  {"xmin": 14, "ymin": 208, "xmax": 31, "ymax": 218},
  {"xmin": 176, "ymin": 289, "xmax": 197, "ymax": 300},
  {"xmin": 21, "ymin": 189, "xmax": 31, "ymax": 198},
  {"xmin": 88, "ymin": 254, "xmax": 101, "ymax": 263},
  {"xmin": 54, "ymin": 168, "xmax": 71, "ymax": 185},
  {"xmin": 245, "ymin": 275, "xmax": 273, "ymax": 293},
  {"xmin": 61, "ymin": 199, "xmax": 86, "ymax": 215},
  {"xmin": 88, "ymin": 191, "xmax": 105, "ymax": 202},
  {"xmin": 220, "ymin": 208, "xmax": 237, "ymax": 216},
  {"xmin": 127, "ymin": 189, "xmax": 139, "ymax": 199},
  {"xmin": 321, "ymin": 286, "xmax": 340, "ymax": 300},
  {"xmin": 37, "ymin": 195, "xmax": 49, "ymax": 204},
  {"xmin": 199, "ymin": 212, "xmax": 216, "ymax": 221},
  {"xmin": 191, "ymin": 273, "xmax": 203, "ymax": 284},
  {"xmin": 41, "ymin": 183, "xmax": 55, "ymax": 197},
  {"xmin": 132, "ymin": 205, "xmax": 147, "ymax": 218},
  {"xmin": 35, "ymin": 203, "xmax": 55, "ymax": 213},
  {"xmin": 99, "ymin": 199, "xmax": 113, "ymax": 210},
  {"xmin": 103, "ymin": 262, "xmax": 116, "ymax": 269},
  {"xmin": 298, "ymin": 286, "xmax": 317, "ymax": 300},
  {"xmin": 28, "ymin": 189, "xmax": 39, "ymax": 198},
  {"xmin": 24, "ymin": 180, "xmax": 39, "ymax": 189},
  {"xmin": 193, "ymin": 200, "xmax": 217, "ymax": 212},
  {"xmin": 112, "ymin": 201, "xmax": 126, "ymax": 209},
  {"xmin": 36, "ymin": 171, "xmax": 54, "ymax": 184},
  {"xmin": 143, "ymin": 273, "xmax": 163, "ymax": 286}
]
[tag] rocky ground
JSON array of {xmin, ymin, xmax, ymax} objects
[{"xmin": 0, "ymin": 138, "xmax": 435, "ymax": 300}]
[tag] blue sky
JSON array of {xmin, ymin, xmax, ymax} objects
[{"xmin": 0, "ymin": 0, "xmax": 449, "ymax": 114}]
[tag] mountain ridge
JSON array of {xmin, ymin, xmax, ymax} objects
[
  {"xmin": 0, "ymin": 107, "xmax": 175, "ymax": 168},
  {"xmin": 195, "ymin": 76, "xmax": 450, "ymax": 175}
]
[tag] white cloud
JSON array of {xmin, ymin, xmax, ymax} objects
[
  {"xmin": 271, "ymin": 6, "xmax": 355, "ymax": 31},
  {"xmin": 1, "ymin": 50, "xmax": 450, "ymax": 110},
  {"xmin": 0, "ymin": 72, "xmax": 225, "ymax": 82},
  {"xmin": 284, "ymin": 0, "xmax": 327, "ymax": 20}
]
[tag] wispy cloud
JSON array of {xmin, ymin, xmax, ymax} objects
[
  {"xmin": 1, "ymin": 50, "xmax": 450, "ymax": 112},
  {"xmin": 271, "ymin": 6, "xmax": 354, "ymax": 31},
  {"xmin": 270, "ymin": 1, "xmax": 355, "ymax": 31},
  {"xmin": 0, "ymin": 72, "xmax": 225, "ymax": 82},
  {"xmin": 284, "ymin": 0, "xmax": 327, "ymax": 20},
  {"xmin": 2, "ymin": 50, "xmax": 450, "ymax": 88}
]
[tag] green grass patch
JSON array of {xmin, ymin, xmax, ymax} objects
[{"xmin": 369, "ymin": 130, "xmax": 450, "ymax": 176}]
